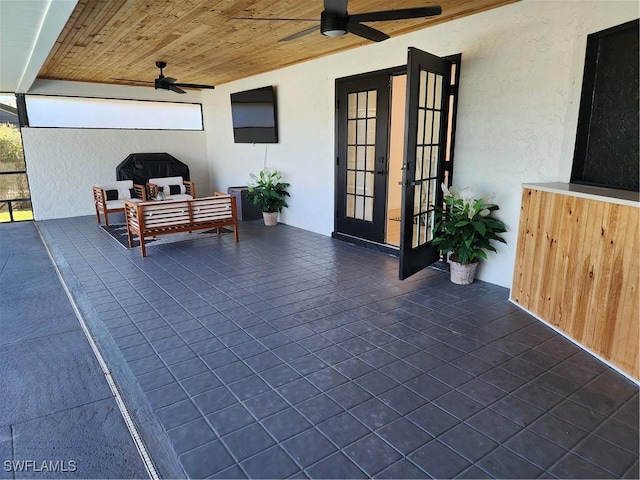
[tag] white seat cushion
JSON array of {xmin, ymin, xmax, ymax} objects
[
  {"xmin": 96, "ymin": 180, "xmax": 136, "ymax": 201},
  {"xmin": 165, "ymin": 193, "xmax": 193, "ymax": 201},
  {"xmin": 105, "ymin": 198, "xmax": 142, "ymax": 209},
  {"xmin": 149, "ymin": 176, "xmax": 187, "ymax": 195}
]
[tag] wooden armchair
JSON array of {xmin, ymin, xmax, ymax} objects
[
  {"xmin": 147, "ymin": 176, "xmax": 195, "ymax": 201},
  {"xmin": 93, "ymin": 180, "xmax": 146, "ymax": 227}
]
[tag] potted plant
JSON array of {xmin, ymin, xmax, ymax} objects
[
  {"xmin": 246, "ymin": 168, "xmax": 290, "ymax": 226},
  {"xmin": 432, "ymin": 183, "xmax": 507, "ymax": 285}
]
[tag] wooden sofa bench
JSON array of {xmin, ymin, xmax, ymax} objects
[{"xmin": 124, "ymin": 193, "xmax": 239, "ymax": 257}]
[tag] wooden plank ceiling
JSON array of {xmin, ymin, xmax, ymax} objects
[{"xmin": 38, "ymin": 0, "xmax": 518, "ymax": 89}]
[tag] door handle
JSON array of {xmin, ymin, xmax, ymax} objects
[{"xmin": 377, "ymin": 170, "xmax": 384, "ymax": 175}]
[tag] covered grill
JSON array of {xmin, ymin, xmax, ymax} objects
[{"xmin": 116, "ymin": 153, "xmax": 190, "ymax": 185}]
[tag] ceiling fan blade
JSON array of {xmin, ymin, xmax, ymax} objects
[
  {"xmin": 279, "ymin": 25, "xmax": 319, "ymax": 42},
  {"xmin": 233, "ymin": 17, "xmax": 317, "ymax": 21},
  {"xmin": 169, "ymin": 85, "xmax": 186, "ymax": 94},
  {"xmin": 173, "ymin": 83, "xmax": 215, "ymax": 90},
  {"xmin": 350, "ymin": 6, "xmax": 442, "ymax": 23},
  {"xmin": 109, "ymin": 77, "xmax": 153, "ymax": 84},
  {"xmin": 162, "ymin": 77, "xmax": 177, "ymax": 83},
  {"xmin": 324, "ymin": 0, "xmax": 347, "ymax": 15},
  {"xmin": 347, "ymin": 21, "xmax": 389, "ymax": 42}
]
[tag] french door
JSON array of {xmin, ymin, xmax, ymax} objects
[
  {"xmin": 335, "ymin": 76, "xmax": 390, "ymax": 243},
  {"xmin": 399, "ymin": 48, "xmax": 452, "ymax": 279},
  {"xmin": 334, "ymin": 48, "xmax": 454, "ymax": 280}
]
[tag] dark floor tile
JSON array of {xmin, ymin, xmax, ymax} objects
[
  {"xmin": 456, "ymin": 378, "xmax": 506, "ymax": 406},
  {"xmin": 455, "ymin": 465, "xmax": 492, "ymax": 479},
  {"xmin": 568, "ymin": 386, "xmax": 623, "ymax": 416},
  {"xmin": 439, "ymin": 423, "xmax": 498, "ymax": 462},
  {"xmin": 306, "ymin": 452, "xmax": 368, "ymax": 479},
  {"xmin": 288, "ymin": 354, "xmax": 327, "ymax": 375},
  {"xmin": 433, "ymin": 390, "xmax": 483, "ymax": 421},
  {"xmin": 504, "ymin": 429, "xmax": 567, "ymax": 469},
  {"xmin": 466, "ymin": 409, "xmax": 522, "ymax": 443},
  {"xmin": 429, "ymin": 363, "xmax": 473, "ymax": 388},
  {"xmin": 179, "ymin": 440, "xmax": 235, "ymax": 478},
  {"xmin": 306, "ymin": 367, "xmax": 349, "ymax": 390},
  {"xmin": 587, "ymin": 370, "xmax": 639, "ymax": 402},
  {"xmin": 180, "ymin": 371, "xmax": 221, "ymax": 396},
  {"xmin": 244, "ymin": 351, "xmax": 283, "ymax": 372},
  {"xmin": 476, "ymin": 446, "xmax": 543, "ymax": 479},
  {"xmin": 146, "ymin": 382, "xmax": 188, "ymax": 409},
  {"xmin": 593, "ymin": 417, "xmax": 639, "ymax": 454},
  {"xmin": 155, "ymin": 398, "xmax": 201, "ymax": 430},
  {"xmin": 529, "ymin": 414, "xmax": 588, "ymax": 449},
  {"xmin": 210, "ymin": 464, "xmax": 247, "ymax": 479},
  {"xmin": 409, "ymin": 440, "xmax": 470, "ymax": 478},
  {"xmin": 377, "ymin": 418, "xmax": 432, "ymax": 455},
  {"xmin": 511, "ymin": 382, "xmax": 564, "ymax": 411},
  {"xmin": 354, "ymin": 370, "xmax": 399, "ymax": 396},
  {"xmin": 533, "ymin": 371, "xmax": 581, "ymax": 397},
  {"xmin": 222, "ymin": 422, "xmax": 275, "ymax": 461},
  {"xmin": 573, "ymin": 434, "xmax": 637, "ymax": 477},
  {"xmin": 479, "ymin": 367, "xmax": 527, "ymax": 393},
  {"xmin": 334, "ymin": 357, "xmax": 375, "ymax": 380},
  {"xmin": 240, "ymin": 446, "xmax": 300, "ymax": 479},
  {"xmin": 358, "ymin": 349, "xmax": 398, "ymax": 368},
  {"xmin": 317, "ymin": 412, "xmax": 370, "ymax": 448},
  {"xmin": 214, "ymin": 361, "xmax": 254, "ymax": 384},
  {"xmin": 297, "ymin": 394, "xmax": 343, "ymax": 424},
  {"xmin": 407, "ymin": 403, "xmax": 460, "ymax": 437},
  {"xmin": 192, "ymin": 386, "xmax": 238, "ymax": 415},
  {"xmin": 405, "ymin": 373, "xmax": 451, "ymax": 400},
  {"xmin": 326, "ymin": 381, "xmax": 372, "ymax": 409},
  {"xmin": 614, "ymin": 394, "xmax": 639, "ymax": 426},
  {"xmin": 262, "ymin": 408, "xmax": 312, "ymax": 442},
  {"xmin": 380, "ymin": 360, "xmax": 422, "ymax": 383},
  {"xmin": 260, "ymin": 364, "xmax": 301, "ymax": 389},
  {"xmin": 277, "ymin": 378, "xmax": 321, "ymax": 405},
  {"xmin": 167, "ymin": 417, "xmax": 217, "ymax": 455},
  {"xmin": 351, "ymin": 398, "xmax": 401, "ymax": 430},
  {"xmin": 490, "ymin": 394, "xmax": 545, "ymax": 426},
  {"xmin": 548, "ymin": 452, "xmax": 614, "ymax": 479},
  {"xmin": 374, "ymin": 459, "xmax": 428, "ymax": 479},
  {"xmin": 378, "ymin": 385, "xmax": 427, "ymax": 415},
  {"xmin": 550, "ymin": 399, "xmax": 606, "ymax": 431},
  {"xmin": 623, "ymin": 460, "xmax": 639, "ymax": 479},
  {"xmin": 206, "ymin": 403, "xmax": 255, "ymax": 436},
  {"xmin": 282, "ymin": 428, "xmax": 337, "ymax": 468},
  {"xmin": 344, "ymin": 434, "xmax": 402, "ymax": 477},
  {"xmin": 243, "ymin": 390, "xmax": 289, "ymax": 419}
]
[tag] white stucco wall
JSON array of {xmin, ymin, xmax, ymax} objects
[
  {"xmin": 23, "ymin": 128, "xmax": 209, "ymax": 220},
  {"xmin": 203, "ymin": 0, "xmax": 638, "ymax": 287},
  {"xmin": 21, "ymin": 81, "xmax": 210, "ymax": 220}
]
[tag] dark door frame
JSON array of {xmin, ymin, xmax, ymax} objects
[{"xmin": 332, "ymin": 55, "xmax": 461, "ymax": 261}]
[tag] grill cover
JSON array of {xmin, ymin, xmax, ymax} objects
[{"xmin": 116, "ymin": 153, "xmax": 190, "ymax": 185}]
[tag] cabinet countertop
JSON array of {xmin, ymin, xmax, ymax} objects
[{"xmin": 523, "ymin": 182, "xmax": 639, "ymax": 207}]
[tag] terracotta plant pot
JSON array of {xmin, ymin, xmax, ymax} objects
[
  {"xmin": 449, "ymin": 259, "xmax": 478, "ymax": 285},
  {"xmin": 262, "ymin": 211, "xmax": 278, "ymax": 226}
]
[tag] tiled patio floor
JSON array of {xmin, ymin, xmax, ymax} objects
[{"xmin": 20, "ymin": 217, "xmax": 640, "ymax": 478}]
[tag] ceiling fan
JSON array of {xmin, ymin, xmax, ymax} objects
[
  {"xmin": 153, "ymin": 61, "xmax": 215, "ymax": 94},
  {"xmin": 112, "ymin": 62, "xmax": 215, "ymax": 93},
  {"xmin": 235, "ymin": 0, "xmax": 442, "ymax": 43}
]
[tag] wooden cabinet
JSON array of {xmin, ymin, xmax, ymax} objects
[{"xmin": 511, "ymin": 183, "xmax": 639, "ymax": 380}]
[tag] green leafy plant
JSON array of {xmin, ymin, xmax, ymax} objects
[
  {"xmin": 246, "ymin": 168, "xmax": 290, "ymax": 213},
  {"xmin": 432, "ymin": 183, "xmax": 507, "ymax": 265}
]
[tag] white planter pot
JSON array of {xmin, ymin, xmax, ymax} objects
[
  {"xmin": 262, "ymin": 211, "xmax": 278, "ymax": 226},
  {"xmin": 449, "ymin": 259, "xmax": 478, "ymax": 285}
]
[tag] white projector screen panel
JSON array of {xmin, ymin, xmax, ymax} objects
[{"xmin": 25, "ymin": 95, "xmax": 203, "ymax": 130}]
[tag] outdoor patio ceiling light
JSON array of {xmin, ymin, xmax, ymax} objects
[{"xmin": 321, "ymin": 11, "xmax": 348, "ymax": 37}]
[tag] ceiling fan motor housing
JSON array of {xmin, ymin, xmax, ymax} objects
[{"xmin": 321, "ymin": 10, "xmax": 348, "ymax": 36}]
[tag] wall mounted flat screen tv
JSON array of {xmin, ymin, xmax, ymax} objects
[{"xmin": 230, "ymin": 86, "xmax": 278, "ymax": 143}]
